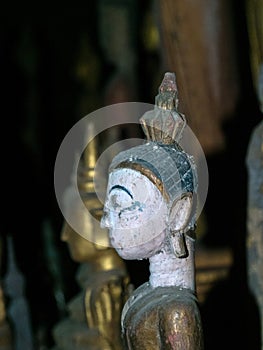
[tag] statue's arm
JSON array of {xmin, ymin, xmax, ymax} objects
[
  {"xmin": 159, "ymin": 295, "xmax": 203, "ymax": 350},
  {"xmin": 84, "ymin": 277, "xmax": 129, "ymax": 349}
]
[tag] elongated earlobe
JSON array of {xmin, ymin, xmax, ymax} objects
[
  {"xmin": 168, "ymin": 194, "xmax": 193, "ymax": 257},
  {"xmin": 169, "ymin": 194, "xmax": 193, "ymax": 232}
]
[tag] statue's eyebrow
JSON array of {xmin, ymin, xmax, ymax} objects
[{"xmin": 109, "ymin": 185, "xmax": 133, "ymax": 199}]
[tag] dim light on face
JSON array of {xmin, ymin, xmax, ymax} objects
[{"xmin": 101, "ymin": 168, "xmax": 168, "ymax": 259}]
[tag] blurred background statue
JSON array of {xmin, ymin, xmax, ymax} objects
[
  {"xmin": 246, "ymin": 65, "xmax": 263, "ymax": 350},
  {"xmin": 52, "ymin": 123, "xmax": 132, "ymax": 350},
  {"xmin": 0, "ymin": 236, "xmax": 12, "ymax": 350},
  {"xmin": 246, "ymin": 0, "xmax": 263, "ymax": 95},
  {"xmin": 102, "ymin": 72, "xmax": 203, "ymax": 349},
  {"xmin": 4, "ymin": 236, "xmax": 34, "ymax": 350},
  {"xmin": 155, "ymin": 0, "xmax": 240, "ymax": 155},
  {"xmin": 246, "ymin": 1, "xmax": 263, "ymax": 348}
]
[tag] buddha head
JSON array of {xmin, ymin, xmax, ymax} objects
[
  {"xmin": 61, "ymin": 204, "xmax": 105, "ymax": 263},
  {"xmin": 101, "ymin": 73, "xmax": 198, "ymax": 260}
]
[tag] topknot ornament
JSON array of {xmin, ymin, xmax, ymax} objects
[{"xmin": 140, "ymin": 72, "xmax": 186, "ymax": 144}]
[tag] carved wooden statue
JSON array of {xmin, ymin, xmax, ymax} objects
[
  {"xmin": 0, "ymin": 237, "xmax": 12, "ymax": 350},
  {"xmin": 101, "ymin": 72, "xmax": 203, "ymax": 349},
  {"xmin": 52, "ymin": 124, "xmax": 131, "ymax": 350},
  {"xmin": 246, "ymin": 64, "xmax": 263, "ymax": 350},
  {"xmin": 246, "ymin": 2, "xmax": 263, "ymax": 347},
  {"xmin": 4, "ymin": 236, "xmax": 34, "ymax": 350},
  {"xmin": 155, "ymin": 0, "xmax": 240, "ymax": 155}
]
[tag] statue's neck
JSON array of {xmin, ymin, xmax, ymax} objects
[{"xmin": 149, "ymin": 235, "xmax": 196, "ymax": 291}]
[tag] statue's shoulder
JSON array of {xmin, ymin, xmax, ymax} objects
[
  {"xmin": 122, "ymin": 284, "xmax": 198, "ymax": 327},
  {"xmin": 121, "ymin": 282, "xmax": 150, "ymax": 326},
  {"xmin": 121, "ymin": 285, "xmax": 203, "ymax": 349}
]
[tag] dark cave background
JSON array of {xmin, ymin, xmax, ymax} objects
[{"xmin": 1, "ymin": 1, "xmax": 262, "ymax": 349}]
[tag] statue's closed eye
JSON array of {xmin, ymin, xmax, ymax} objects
[
  {"xmin": 108, "ymin": 185, "xmax": 134, "ymax": 212},
  {"xmin": 101, "ymin": 185, "xmax": 135, "ymax": 228},
  {"xmin": 109, "ymin": 185, "xmax": 133, "ymax": 199}
]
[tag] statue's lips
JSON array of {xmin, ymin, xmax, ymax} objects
[{"xmin": 109, "ymin": 228, "xmax": 166, "ymax": 260}]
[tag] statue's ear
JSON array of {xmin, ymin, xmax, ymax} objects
[
  {"xmin": 169, "ymin": 193, "xmax": 193, "ymax": 232},
  {"xmin": 168, "ymin": 194, "xmax": 193, "ymax": 258}
]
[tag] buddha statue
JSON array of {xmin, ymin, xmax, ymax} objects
[
  {"xmin": 101, "ymin": 72, "xmax": 204, "ymax": 349},
  {"xmin": 246, "ymin": 63, "xmax": 263, "ymax": 349},
  {"xmin": 52, "ymin": 123, "xmax": 131, "ymax": 350},
  {"xmin": 0, "ymin": 237, "xmax": 12, "ymax": 350}
]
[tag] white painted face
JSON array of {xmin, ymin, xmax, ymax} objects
[{"xmin": 101, "ymin": 168, "xmax": 168, "ymax": 259}]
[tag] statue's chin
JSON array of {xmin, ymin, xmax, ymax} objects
[{"xmin": 111, "ymin": 230, "xmax": 166, "ymax": 260}]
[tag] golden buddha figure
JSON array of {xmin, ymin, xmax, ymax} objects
[
  {"xmin": 101, "ymin": 73, "xmax": 204, "ymax": 349},
  {"xmin": 52, "ymin": 124, "xmax": 131, "ymax": 350}
]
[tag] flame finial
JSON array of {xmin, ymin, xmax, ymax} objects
[
  {"xmin": 156, "ymin": 72, "xmax": 179, "ymax": 110},
  {"xmin": 140, "ymin": 72, "xmax": 186, "ymax": 144},
  {"xmin": 77, "ymin": 122, "xmax": 104, "ymax": 221},
  {"xmin": 78, "ymin": 122, "xmax": 97, "ymax": 194}
]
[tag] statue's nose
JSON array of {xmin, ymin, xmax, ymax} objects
[{"xmin": 100, "ymin": 211, "xmax": 112, "ymax": 228}]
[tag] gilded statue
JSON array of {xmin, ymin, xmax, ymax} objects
[
  {"xmin": 52, "ymin": 124, "xmax": 131, "ymax": 350},
  {"xmin": 101, "ymin": 72, "xmax": 203, "ymax": 349}
]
